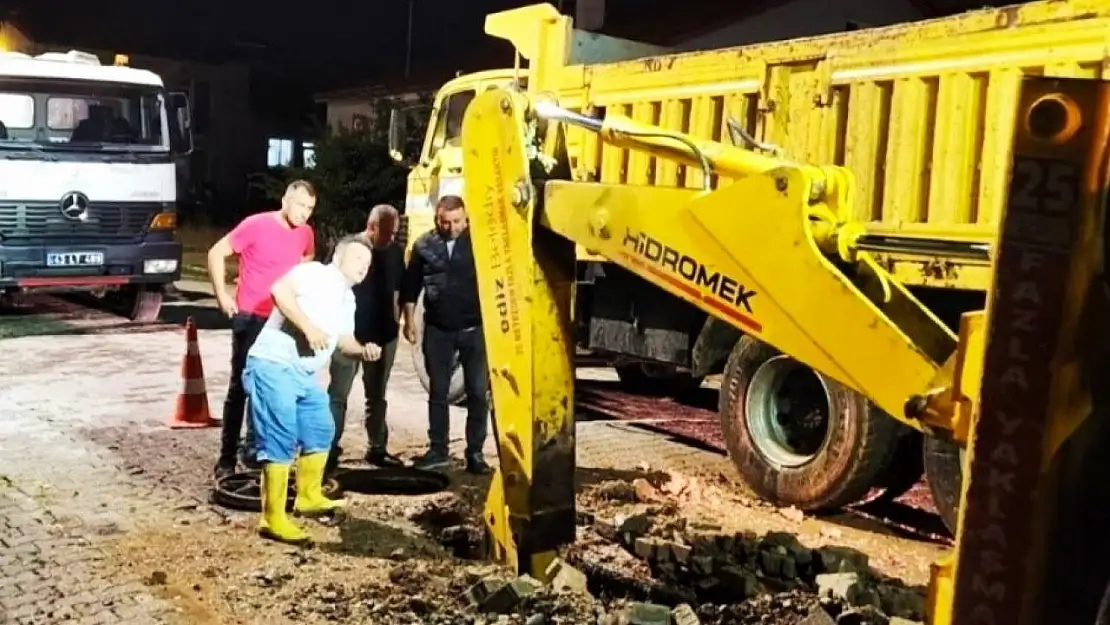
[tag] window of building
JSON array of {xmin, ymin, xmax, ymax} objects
[
  {"xmin": 267, "ymin": 137, "xmax": 294, "ymax": 167},
  {"xmin": 303, "ymin": 141, "xmax": 316, "ymax": 169}
]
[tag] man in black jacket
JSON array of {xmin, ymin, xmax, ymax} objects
[
  {"xmin": 326, "ymin": 204, "xmax": 406, "ymax": 476},
  {"xmin": 400, "ymin": 195, "xmax": 490, "ymax": 474}
]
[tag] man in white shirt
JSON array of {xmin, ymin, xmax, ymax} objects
[{"xmin": 243, "ymin": 235, "xmax": 382, "ymax": 545}]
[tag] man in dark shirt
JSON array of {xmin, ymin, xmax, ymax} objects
[
  {"xmin": 326, "ymin": 204, "xmax": 406, "ymax": 474},
  {"xmin": 400, "ymin": 195, "xmax": 490, "ymax": 474}
]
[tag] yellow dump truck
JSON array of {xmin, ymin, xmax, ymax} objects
[{"xmin": 389, "ymin": 0, "xmax": 1110, "ymax": 532}]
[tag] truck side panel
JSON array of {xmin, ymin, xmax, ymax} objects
[{"xmin": 556, "ymin": 4, "xmax": 1110, "ymax": 290}]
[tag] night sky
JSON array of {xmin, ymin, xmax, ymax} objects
[
  {"xmin": 2, "ymin": 0, "xmax": 532, "ymax": 88},
  {"xmin": 2, "ymin": 0, "xmax": 1005, "ymax": 90}
]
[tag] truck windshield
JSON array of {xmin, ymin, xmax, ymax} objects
[{"xmin": 0, "ymin": 78, "xmax": 166, "ymax": 152}]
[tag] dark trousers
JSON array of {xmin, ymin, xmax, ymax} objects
[
  {"xmin": 218, "ymin": 313, "xmax": 267, "ymax": 465},
  {"xmin": 326, "ymin": 338, "xmax": 399, "ymax": 466},
  {"xmin": 424, "ymin": 323, "xmax": 490, "ymax": 460}
]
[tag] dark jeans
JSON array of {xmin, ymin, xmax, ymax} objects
[
  {"xmin": 326, "ymin": 338, "xmax": 399, "ymax": 463},
  {"xmin": 424, "ymin": 323, "xmax": 489, "ymax": 460},
  {"xmin": 218, "ymin": 312, "xmax": 267, "ymax": 466}
]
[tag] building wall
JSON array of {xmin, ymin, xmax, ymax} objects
[
  {"xmin": 325, "ymin": 100, "xmax": 377, "ymax": 132},
  {"xmin": 127, "ymin": 55, "xmax": 260, "ymax": 210},
  {"xmin": 322, "ymin": 90, "xmax": 431, "ymax": 134},
  {"xmin": 674, "ymin": 0, "xmax": 925, "ymax": 51}
]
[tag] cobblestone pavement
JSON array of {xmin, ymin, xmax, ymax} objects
[{"xmin": 0, "ymin": 287, "xmax": 741, "ymax": 624}]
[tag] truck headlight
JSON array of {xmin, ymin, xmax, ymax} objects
[{"xmin": 144, "ymin": 259, "xmax": 179, "ymax": 274}]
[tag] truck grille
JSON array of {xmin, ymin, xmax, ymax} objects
[{"xmin": 0, "ymin": 201, "xmax": 159, "ymax": 242}]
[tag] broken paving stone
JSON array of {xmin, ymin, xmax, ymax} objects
[
  {"xmin": 617, "ymin": 512, "xmax": 654, "ymax": 542},
  {"xmin": 817, "ymin": 573, "xmax": 859, "ymax": 602},
  {"xmin": 594, "ymin": 515, "xmax": 619, "ymax": 541},
  {"xmin": 691, "ymin": 555, "xmax": 714, "ymax": 576},
  {"xmin": 759, "ymin": 550, "xmax": 798, "ymax": 580},
  {"xmin": 596, "ymin": 480, "xmax": 638, "ymax": 502},
  {"xmin": 669, "ymin": 542, "xmax": 693, "ymax": 564},
  {"xmin": 876, "ymin": 584, "xmax": 926, "ymax": 620},
  {"xmin": 671, "ymin": 603, "xmax": 700, "ymax": 625},
  {"xmin": 846, "ymin": 582, "xmax": 882, "ymax": 610},
  {"xmin": 465, "ymin": 580, "xmax": 499, "ymax": 607},
  {"xmin": 546, "ymin": 559, "xmax": 590, "ymax": 595},
  {"xmin": 633, "ymin": 478, "xmax": 664, "ymax": 503},
  {"xmin": 626, "ymin": 602, "xmax": 672, "ymax": 625},
  {"xmin": 815, "ymin": 546, "xmax": 870, "ymax": 575},
  {"xmin": 634, "ymin": 537, "xmax": 663, "ymax": 560},
  {"xmin": 716, "ymin": 565, "xmax": 761, "ymax": 599},
  {"xmin": 474, "ymin": 575, "xmax": 545, "ymax": 614}
]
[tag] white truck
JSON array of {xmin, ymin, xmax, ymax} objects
[{"xmin": 0, "ymin": 49, "xmax": 192, "ymax": 320}]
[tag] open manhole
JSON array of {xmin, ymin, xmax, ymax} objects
[
  {"xmin": 336, "ymin": 466, "xmax": 450, "ymax": 496},
  {"xmin": 212, "ymin": 470, "xmax": 343, "ymax": 513}
]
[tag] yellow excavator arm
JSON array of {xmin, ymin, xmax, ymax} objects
[{"xmin": 462, "ymin": 77, "xmax": 1110, "ymax": 625}]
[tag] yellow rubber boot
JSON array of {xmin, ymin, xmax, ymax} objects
[
  {"xmin": 293, "ymin": 452, "xmax": 348, "ymax": 517},
  {"xmin": 258, "ymin": 463, "xmax": 310, "ymax": 545}
]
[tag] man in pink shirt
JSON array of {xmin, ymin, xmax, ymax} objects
[{"xmin": 207, "ymin": 179, "xmax": 317, "ymax": 480}]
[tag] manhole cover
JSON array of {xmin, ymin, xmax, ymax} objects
[
  {"xmin": 337, "ymin": 467, "xmax": 450, "ymax": 496},
  {"xmin": 212, "ymin": 470, "xmax": 343, "ymax": 512}
]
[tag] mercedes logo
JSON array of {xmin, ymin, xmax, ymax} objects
[{"xmin": 59, "ymin": 191, "xmax": 90, "ymax": 221}]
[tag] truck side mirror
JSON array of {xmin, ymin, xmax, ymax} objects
[
  {"xmin": 168, "ymin": 91, "xmax": 194, "ymax": 156},
  {"xmin": 388, "ymin": 108, "xmax": 409, "ymax": 164}
]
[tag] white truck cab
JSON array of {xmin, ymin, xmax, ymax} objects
[{"xmin": 0, "ymin": 49, "xmax": 192, "ymax": 321}]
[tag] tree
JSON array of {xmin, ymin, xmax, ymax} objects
[{"xmin": 251, "ymin": 95, "xmax": 429, "ymax": 258}]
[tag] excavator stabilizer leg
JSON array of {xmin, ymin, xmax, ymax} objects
[
  {"xmin": 934, "ymin": 76, "xmax": 1110, "ymax": 625},
  {"xmin": 461, "ymin": 89, "xmax": 578, "ymax": 579}
]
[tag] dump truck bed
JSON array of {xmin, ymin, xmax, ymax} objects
[{"xmin": 520, "ymin": 0, "xmax": 1110, "ymax": 290}]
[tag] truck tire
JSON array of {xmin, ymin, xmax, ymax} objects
[
  {"xmin": 923, "ymin": 435, "xmax": 964, "ymax": 535},
  {"xmin": 614, "ymin": 362, "xmax": 704, "ymax": 398},
  {"xmin": 873, "ymin": 429, "xmax": 925, "ymax": 502},
  {"xmin": 410, "ymin": 292, "xmax": 467, "ymax": 405},
  {"xmin": 121, "ymin": 285, "xmax": 163, "ymax": 323},
  {"xmin": 718, "ymin": 336, "xmax": 900, "ymax": 511}
]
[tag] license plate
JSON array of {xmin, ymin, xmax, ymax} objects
[{"xmin": 46, "ymin": 251, "xmax": 105, "ymax": 267}]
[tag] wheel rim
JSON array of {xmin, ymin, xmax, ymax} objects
[{"xmin": 744, "ymin": 355, "xmax": 832, "ymax": 468}]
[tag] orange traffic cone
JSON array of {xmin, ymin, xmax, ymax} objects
[{"xmin": 169, "ymin": 316, "xmax": 219, "ymax": 429}]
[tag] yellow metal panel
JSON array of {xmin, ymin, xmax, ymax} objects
[
  {"xmin": 928, "ymin": 73, "xmax": 985, "ymax": 226},
  {"xmin": 425, "ymin": 1, "xmax": 1110, "ymax": 288},
  {"xmin": 843, "ymin": 81, "xmax": 891, "ymax": 222},
  {"xmin": 684, "ymin": 96, "xmax": 714, "ymax": 188},
  {"xmin": 883, "ymin": 77, "xmax": 936, "ymax": 225},
  {"xmin": 656, "ymin": 99, "xmax": 684, "ymax": 186},
  {"xmin": 541, "ymin": 178, "xmax": 952, "ymax": 425},
  {"xmin": 975, "ymin": 69, "xmax": 1021, "ymax": 228}
]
